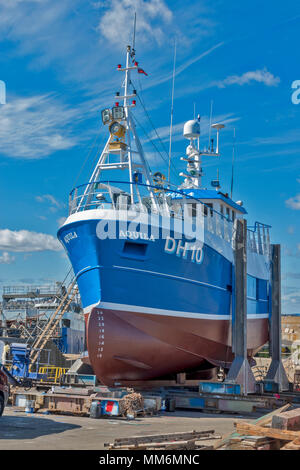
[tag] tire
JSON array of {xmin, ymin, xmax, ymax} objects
[{"xmin": 0, "ymin": 395, "xmax": 4, "ymax": 417}]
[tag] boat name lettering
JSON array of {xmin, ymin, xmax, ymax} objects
[
  {"xmin": 119, "ymin": 230, "xmax": 155, "ymax": 242},
  {"xmin": 64, "ymin": 232, "xmax": 78, "ymax": 243},
  {"xmin": 164, "ymin": 236, "xmax": 204, "ymax": 264}
]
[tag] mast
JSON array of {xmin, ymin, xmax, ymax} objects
[
  {"xmin": 124, "ymin": 45, "xmax": 134, "ymax": 204},
  {"xmin": 77, "ymin": 45, "xmax": 160, "ymax": 213},
  {"xmin": 168, "ymin": 40, "xmax": 177, "ymax": 185}
]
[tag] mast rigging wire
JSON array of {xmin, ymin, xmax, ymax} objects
[
  {"xmin": 131, "ymin": 78, "xmax": 179, "ymax": 179},
  {"xmin": 72, "ymin": 130, "xmax": 105, "ymax": 188},
  {"xmin": 132, "ymin": 113, "xmax": 178, "ymax": 180},
  {"xmin": 230, "ymin": 128, "xmax": 236, "ymax": 199}
]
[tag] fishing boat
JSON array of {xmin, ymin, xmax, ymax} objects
[{"xmin": 57, "ymin": 45, "xmax": 271, "ymax": 385}]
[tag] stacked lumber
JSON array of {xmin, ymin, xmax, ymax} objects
[
  {"xmin": 105, "ymin": 430, "xmax": 220, "ymax": 450},
  {"xmin": 219, "ymin": 404, "xmax": 300, "ymax": 450},
  {"xmin": 225, "ymin": 435, "xmax": 280, "ymax": 450}
]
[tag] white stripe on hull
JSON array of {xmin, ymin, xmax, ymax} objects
[{"xmin": 84, "ymin": 301, "xmax": 269, "ymax": 320}]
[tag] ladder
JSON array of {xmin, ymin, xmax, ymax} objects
[{"xmin": 30, "ymin": 279, "xmax": 77, "ymax": 366}]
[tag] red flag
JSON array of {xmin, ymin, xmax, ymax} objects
[{"xmin": 138, "ymin": 68, "xmax": 148, "ymax": 76}]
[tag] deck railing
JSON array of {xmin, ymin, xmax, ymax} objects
[
  {"xmin": 2, "ymin": 284, "xmax": 63, "ymax": 296},
  {"xmin": 67, "ymin": 180, "xmax": 271, "ymax": 257}
]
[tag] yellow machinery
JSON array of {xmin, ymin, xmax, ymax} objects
[{"xmin": 38, "ymin": 366, "xmax": 68, "ymax": 383}]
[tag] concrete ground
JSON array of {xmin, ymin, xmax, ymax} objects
[{"xmin": 0, "ymin": 405, "xmax": 260, "ymax": 450}]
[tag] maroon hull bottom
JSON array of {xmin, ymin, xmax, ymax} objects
[{"xmin": 87, "ymin": 307, "xmax": 269, "ymax": 386}]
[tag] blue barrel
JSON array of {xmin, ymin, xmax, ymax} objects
[{"xmin": 25, "ymin": 400, "xmax": 35, "ymax": 413}]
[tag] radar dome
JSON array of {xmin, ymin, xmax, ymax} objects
[{"xmin": 183, "ymin": 120, "xmax": 200, "ymax": 139}]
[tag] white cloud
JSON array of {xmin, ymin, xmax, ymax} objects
[
  {"xmin": 285, "ymin": 179, "xmax": 300, "ymax": 210},
  {"xmin": 0, "ymin": 94, "xmax": 78, "ymax": 158},
  {"xmin": 0, "ymin": 229, "xmax": 62, "ymax": 252},
  {"xmin": 0, "ymin": 0, "xmax": 219, "ymax": 104},
  {"xmin": 286, "ymin": 194, "xmax": 300, "ymax": 210},
  {"xmin": 288, "ymin": 226, "xmax": 295, "ymax": 234},
  {"xmin": 0, "ymin": 252, "xmax": 15, "ymax": 264},
  {"xmin": 57, "ymin": 217, "xmax": 67, "ymax": 227},
  {"xmin": 0, "ymin": 0, "xmax": 45, "ymax": 4},
  {"xmin": 141, "ymin": 42, "xmax": 224, "ymax": 93},
  {"xmin": 0, "ymin": 0, "xmax": 104, "ymax": 86},
  {"xmin": 36, "ymin": 194, "xmax": 61, "ymax": 207},
  {"xmin": 249, "ymin": 129, "xmax": 300, "ymax": 147},
  {"xmin": 282, "ymin": 288, "xmax": 300, "ymax": 310},
  {"xmin": 215, "ymin": 68, "xmax": 280, "ymax": 88},
  {"xmin": 36, "ymin": 194, "xmax": 64, "ymax": 212},
  {"xmin": 175, "ymin": 43, "xmax": 224, "ymax": 78},
  {"xmin": 98, "ymin": 0, "xmax": 172, "ymax": 47}
]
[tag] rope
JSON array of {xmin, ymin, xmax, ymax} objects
[{"xmin": 72, "ymin": 130, "xmax": 105, "ymax": 188}]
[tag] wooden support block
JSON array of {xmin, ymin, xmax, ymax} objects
[
  {"xmin": 235, "ymin": 422, "xmax": 300, "ymax": 442},
  {"xmin": 176, "ymin": 373, "xmax": 186, "ymax": 384},
  {"xmin": 253, "ymin": 403, "xmax": 291, "ymax": 427},
  {"xmin": 272, "ymin": 408, "xmax": 300, "ymax": 431},
  {"xmin": 106, "ymin": 429, "xmax": 215, "ymax": 447}
]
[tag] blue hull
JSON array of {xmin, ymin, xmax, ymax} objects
[
  {"xmin": 57, "ymin": 216, "xmax": 270, "ymax": 383},
  {"xmin": 58, "ymin": 218, "xmax": 269, "ymax": 319}
]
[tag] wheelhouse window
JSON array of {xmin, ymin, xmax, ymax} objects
[
  {"xmin": 187, "ymin": 203, "xmax": 197, "ymax": 218},
  {"xmin": 247, "ymin": 275, "xmax": 257, "ymax": 300},
  {"xmin": 203, "ymin": 202, "xmax": 214, "ymax": 217}
]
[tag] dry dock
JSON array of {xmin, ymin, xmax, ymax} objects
[{"xmin": 0, "ymin": 406, "xmax": 257, "ymax": 450}]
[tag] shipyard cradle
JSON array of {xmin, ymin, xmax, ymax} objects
[{"xmin": 58, "ymin": 45, "xmax": 271, "ymax": 386}]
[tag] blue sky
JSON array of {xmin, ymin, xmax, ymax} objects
[{"xmin": 0, "ymin": 0, "xmax": 299, "ymax": 313}]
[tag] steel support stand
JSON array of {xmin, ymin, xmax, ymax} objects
[
  {"xmin": 226, "ymin": 218, "xmax": 256, "ymax": 394},
  {"xmin": 264, "ymin": 244, "xmax": 289, "ymax": 391}
]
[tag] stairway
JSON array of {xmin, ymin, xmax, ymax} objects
[{"xmin": 30, "ymin": 279, "xmax": 77, "ymax": 366}]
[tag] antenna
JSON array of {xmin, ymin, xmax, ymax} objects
[
  {"xmin": 168, "ymin": 39, "xmax": 177, "ymax": 185},
  {"xmin": 211, "ymin": 123, "xmax": 225, "ymax": 154},
  {"xmin": 208, "ymin": 100, "xmax": 213, "ymax": 150},
  {"xmin": 132, "ymin": 12, "xmax": 137, "ymax": 51},
  {"xmin": 230, "ymin": 128, "xmax": 236, "ymax": 199}
]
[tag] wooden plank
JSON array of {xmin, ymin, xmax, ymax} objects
[
  {"xmin": 111, "ymin": 439, "xmax": 197, "ymax": 450},
  {"xmin": 213, "ymin": 431, "xmax": 240, "ymax": 450},
  {"xmin": 235, "ymin": 422, "xmax": 300, "ymax": 441},
  {"xmin": 109, "ymin": 441, "xmax": 214, "ymax": 450},
  {"xmin": 109, "ymin": 429, "xmax": 215, "ymax": 446},
  {"xmin": 252, "ymin": 403, "xmax": 291, "ymax": 427}
]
